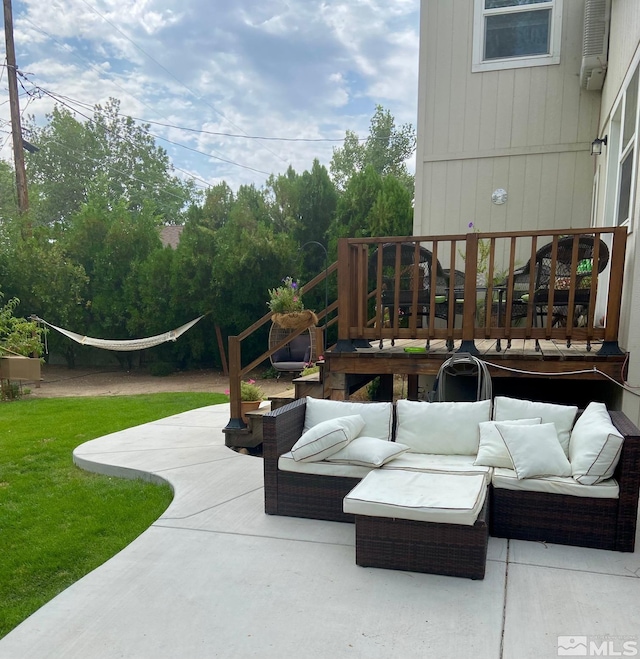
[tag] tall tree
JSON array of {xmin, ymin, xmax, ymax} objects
[
  {"xmin": 24, "ymin": 99, "xmax": 195, "ymax": 228},
  {"xmin": 330, "ymin": 105, "xmax": 416, "ymax": 192}
]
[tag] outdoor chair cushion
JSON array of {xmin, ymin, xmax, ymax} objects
[
  {"xmin": 569, "ymin": 402, "xmax": 624, "ymax": 485},
  {"xmin": 381, "ymin": 452, "xmax": 492, "ymax": 475},
  {"xmin": 278, "ymin": 452, "xmax": 373, "ymax": 479},
  {"xmin": 498, "ymin": 423, "xmax": 571, "ymax": 480},
  {"xmin": 343, "ymin": 470, "xmax": 488, "ymax": 526},
  {"xmin": 395, "ymin": 399, "xmax": 491, "ymax": 455},
  {"xmin": 288, "ymin": 335, "xmax": 311, "ymax": 362},
  {"xmin": 303, "ymin": 397, "xmax": 393, "ymax": 441},
  {"xmin": 493, "ymin": 396, "xmax": 578, "ymax": 456},
  {"xmin": 491, "ymin": 469, "xmax": 619, "ymax": 498},
  {"xmin": 474, "ymin": 418, "xmax": 542, "ymax": 469},
  {"xmin": 326, "ymin": 436, "xmax": 409, "ymax": 467},
  {"xmin": 291, "ymin": 414, "xmax": 365, "ymax": 462}
]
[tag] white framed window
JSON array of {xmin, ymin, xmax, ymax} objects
[
  {"xmin": 472, "ymin": 0, "xmax": 563, "ymax": 73},
  {"xmin": 602, "ymin": 65, "xmax": 639, "ymax": 233},
  {"xmin": 613, "ymin": 67, "xmax": 638, "ymax": 229}
]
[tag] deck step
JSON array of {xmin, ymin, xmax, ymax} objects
[
  {"xmin": 268, "ymin": 388, "xmax": 296, "ymax": 410},
  {"xmin": 293, "ymin": 372, "xmax": 324, "ymax": 400}
]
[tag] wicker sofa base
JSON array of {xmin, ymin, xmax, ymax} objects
[
  {"xmin": 490, "ymin": 488, "xmax": 628, "ymax": 551},
  {"xmin": 271, "ymin": 471, "xmax": 361, "ymax": 523},
  {"xmin": 263, "ymin": 400, "xmax": 640, "ymax": 553},
  {"xmin": 353, "ymin": 500, "xmax": 489, "ymax": 580}
]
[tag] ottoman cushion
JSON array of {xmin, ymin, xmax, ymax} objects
[{"xmin": 343, "ymin": 470, "xmax": 487, "ymax": 526}]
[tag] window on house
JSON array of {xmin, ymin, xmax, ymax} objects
[
  {"xmin": 605, "ymin": 66, "xmax": 639, "ymax": 229},
  {"xmin": 616, "ymin": 69, "xmax": 638, "ymax": 227},
  {"xmin": 473, "ymin": 0, "xmax": 563, "ymax": 73}
]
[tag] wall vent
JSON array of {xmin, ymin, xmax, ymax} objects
[{"xmin": 580, "ymin": 0, "xmax": 611, "ymax": 91}]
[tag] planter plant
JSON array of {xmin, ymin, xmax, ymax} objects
[
  {"xmin": 239, "ymin": 379, "xmax": 263, "ymax": 422},
  {"xmin": 267, "ymin": 277, "xmax": 318, "ymax": 329}
]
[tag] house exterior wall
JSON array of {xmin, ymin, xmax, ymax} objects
[
  {"xmin": 592, "ymin": 0, "xmax": 640, "ymax": 424},
  {"xmin": 414, "ymin": 0, "xmax": 600, "ymax": 236}
]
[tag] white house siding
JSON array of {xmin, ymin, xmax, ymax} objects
[
  {"xmin": 414, "ymin": 0, "xmax": 601, "ymax": 236},
  {"xmin": 594, "ymin": 0, "xmax": 640, "ymax": 425}
]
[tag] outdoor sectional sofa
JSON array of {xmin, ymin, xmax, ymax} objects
[{"xmin": 263, "ymin": 396, "xmax": 640, "ymax": 555}]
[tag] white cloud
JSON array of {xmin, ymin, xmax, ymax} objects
[{"xmin": 1, "ymin": 0, "xmax": 420, "ymax": 191}]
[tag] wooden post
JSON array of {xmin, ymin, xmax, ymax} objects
[
  {"xmin": 225, "ymin": 336, "xmax": 245, "ymax": 429},
  {"xmin": 3, "ymin": 0, "xmax": 29, "ymax": 214},
  {"xmin": 335, "ymin": 238, "xmax": 355, "ymax": 351}
]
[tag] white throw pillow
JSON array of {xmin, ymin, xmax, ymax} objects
[
  {"xmin": 474, "ymin": 418, "xmax": 542, "ymax": 468},
  {"xmin": 326, "ymin": 436, "xmax": 410, "ymax": 467},
  {"xmin": 493, "ymin": 396, "xmax": 578, "ymax": 456},
  {"xmin": 396, "ymin": 399, "xmax": 491, "ymax": 455},
  {"xmin": 497, "ymin": 423, "xmax": 572, "ymax": 480},
  {"xmin": 291, "ymin": 415, "xmax": 365, "ymax": 462},
  {"xmin": 569, "ymin": 402, "xmax": 624, "ymax": 485},
  {"xmin": 303, "ymin": 397, "xmax": 393, "ymax": 440}
]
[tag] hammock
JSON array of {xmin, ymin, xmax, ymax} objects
[{"xmin": 33, "ymin": 315, "xmax": 205, "ymax": 352}]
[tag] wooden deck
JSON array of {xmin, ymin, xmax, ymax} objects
[{"xmin": 325, "ymin": 338, "xmax": 625, "ymax": 382}]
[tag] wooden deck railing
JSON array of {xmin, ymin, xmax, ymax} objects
[
  {"xmin": 225, "ymin": 227, "xmax": 627, "ymax": 430},
  {"xmin": 336, "ymin": 227, "xmax": 627, "ymax": 355}
]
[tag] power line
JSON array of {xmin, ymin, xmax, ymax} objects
[
  {"xmin": 13, "ymin": 19, "xmax": 277, "ymax": 177},
  {"xmin": 4, "ymin": 60, "xmax": 363, "ymax": 143},
  {"xmin": 33, "ymin": 83, "xmax": 271, "ymax": 179}
]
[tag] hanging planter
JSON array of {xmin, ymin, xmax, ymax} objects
[
  {"xmin": 271, "ymin": 310, "xmax": 318, "ymax": 330},
  {"xmin": 267, "ymin": 277, "xmax": 317, "ymax": 330}
]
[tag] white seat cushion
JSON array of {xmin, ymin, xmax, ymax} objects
[
  {"xmin": 493, "ymin": 396, "xmax": 578, "ymax": 456},
  {"xmin": 491, "ymin": 468, "xmax": 619, "ymax": 498},
  {"xmin": 303, "ymin": 397, "xmax": 393, "ymax": 440},
  {"xmin": 569, "ymin": 402, "xmax": 624, "ymax": 485},
  {"xmin": 278, "ymin": 452, "xmax": 373, "ymax": 479},
  {"xmin": 381, "ymin": 452, "xmax": 492, "ymax": 475},
  {"xmin": 395, "ymin": 399, "xmax": 491, "ymax": 455},
  {"xmin": 343, "ymin": 470, "xmax": 488, "ymax": 526}
]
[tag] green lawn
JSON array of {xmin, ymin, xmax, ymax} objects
[{"xmin": 0, "ymin": 392, "xmax": 226, "ymax": 638}]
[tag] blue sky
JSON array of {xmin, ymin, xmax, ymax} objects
[{"xmin": 1, "ymin": 0, "xmax": 420, "ymax": 193}]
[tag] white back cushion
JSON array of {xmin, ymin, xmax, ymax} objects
[
  {"xmin": 303, "ymin": 397, "xmax": 393, "ymax": 440},
  {"xmin": 493, "ymin": 396, "xmax": 577, "ymax": 456},
  {"xmin": 474, "ymin": 418, "xmax": 542, "ymax": 469},
  {"xmin": 395, "ymin": 399, "xmax": 491, "ymax": 455},
  {"xmin": 569, "ymin": 402, "xmax": 623, "ymax": 485},
  {"xmin": 291, "ymin": 415, "xmax": 365, "ymax": 462},
  {"xmin": 326, "ymin": 436, "xmax": 409, "ymax": 467},
  {"xmin": 498, "ymin": 423, "xmax": 571, "ymax": 480}
]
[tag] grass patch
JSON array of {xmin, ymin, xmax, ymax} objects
[{"xmin": 0, "ymin": 392, "xmax": 226, "ymax": 638}]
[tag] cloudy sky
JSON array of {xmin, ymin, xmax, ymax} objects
[{"xmin": 0, "ymin": 0, "xmax": 420, "ymax": 194}]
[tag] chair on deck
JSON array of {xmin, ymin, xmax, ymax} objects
[
  {"xmin": 269, "ymin": 324, "xmax": 316, "ymax": 375},
  {"xmin": 500, "ymin": 235, "xmax": 610, "ymax": 329},
  {"xmin": 369, "ymin": 243, "xmax": 462, "ymax": 348}
]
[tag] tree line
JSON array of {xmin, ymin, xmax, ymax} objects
[{"xmin": 0, "ymin": 101, "xmax": 415, "ymax": 370}]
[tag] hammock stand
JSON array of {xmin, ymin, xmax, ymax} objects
[{"xmin": 32, "ymin": 315, "xmax": 205, "ymax": 352}]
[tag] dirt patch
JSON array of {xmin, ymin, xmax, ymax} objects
[{"xmin": 23, "ymin": 365, "xmax": 296, "ymax": 399}]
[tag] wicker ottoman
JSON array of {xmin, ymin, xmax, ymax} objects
[{"xmin": 343, "ymin": 470, "xmax": 489, "ymax": 580}]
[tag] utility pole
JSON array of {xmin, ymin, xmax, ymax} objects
[{"xmin": 3, "ymin": 0, "xmax": 29, "ymax": 213}]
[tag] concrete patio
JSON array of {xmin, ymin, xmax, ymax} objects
[{"xmin": 1, "ymin": 402, "xmax": 639, "ymax": 659}]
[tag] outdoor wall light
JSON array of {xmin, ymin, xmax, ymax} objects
[{"xmin": 591, "ymin": 135, "xmax": 608, "ymax": 156}]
